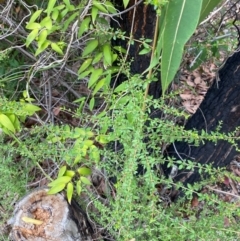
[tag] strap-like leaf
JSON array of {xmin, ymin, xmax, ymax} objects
[{"xmin": 161, "ymin": 0, "xmax": 202, "ymax": 93}]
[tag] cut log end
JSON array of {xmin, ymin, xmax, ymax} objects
[{"xmin": 8, "ymin": 188, "xmax": 93, "ymax": 241}]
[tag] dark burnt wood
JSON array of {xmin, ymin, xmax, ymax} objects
[
  {"xmin": 165, "ymin": 50, "xmax": 240, "ymax": 184},
  {"xmin": 111, "ymin": 0, "xmax": 161, "ymax": 97}
]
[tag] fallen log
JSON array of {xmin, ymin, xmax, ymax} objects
[{"xmin": 165, "ymin": 49, "xmax": 240, "ymax": 185}]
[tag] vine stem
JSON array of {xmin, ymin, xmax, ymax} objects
[{"xmin": 142, "ymin": 15, "xmax": 159, "ymax": 113}]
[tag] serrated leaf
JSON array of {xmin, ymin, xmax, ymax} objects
[
  {"xmin": 67, "ymin": 182, "xmax": 73, "ymax": 203},
  {"xmin": 93, "ymin": 0, "xmax": 108, "ymax": 13},
  {"xmin": 48, "ymin": 176, "xmax": 71, "ymax": 187},
  {"xmin": 161, "ymin": 0, "xmax": 202, "ymax": 94},
  {"xmin": 76, "ymin": 181, "xmax": 82, "ymax": 195},
  {"xmin": 78, "ymin": 58, "xmax": 92, "ymax": 74},
  {"xmin": 91, "ymin": 6, "xmax": 98, "ymax": 24},
  {"xmin": 51, "ymin": 42, "xmax": 64, "ymax": 55},
  {"xmin": 46, "ymin": 0, "xmax": 57, "ymax": 16},
  {"xmin": 58, "ymin": 165, "xmax": 67, "ymax": 178},
  {"xmin": 93, "ymin": 78, "xmax": 105, "ymax": 95},
  {"xmin": 82, "ymin": 39, "xmax": 98, "ymax": 57},
  {"xmin": 103, "ymin": 43, "xmax": 112, "ymax": 65},
  {"xmin": 65, "ymin": 170, "xmax": 75, "ymax": 178},
  {"xmin": 88, "ymin": 68, "xmax": 103, "ymax": 88},
  {"xmin": 26, "ymin": 22, "xmax": 42, "ymax": 30},
  {"xmin": 80, "ymin": 176, "xmax": 92, "ymax": 185},
  {"xmin": 22, "ymin": 217, "xmax": 43, "ymax": 225},
  {"xmin": 0, "ymin": 114, "xmax": 15, "ymax": 132},
  {"xmin": 78, "ymin": 16, "xmax": 91, "ymax": 37},
  {"xmin": 47, "ymin": 183, "xmax": 66, "ymax": 194},
  {"xmin": 26, "ymin": 29, "xmax": 39, "ymax": 47},
  {"xmin": 89, "ymin": 97, "xmax": 95, "ymax": 111},
  {"xmin": 78, "ymin": 167, "xmax": 92, "ymax": 176}
]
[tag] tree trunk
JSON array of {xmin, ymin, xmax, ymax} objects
[
  {"xmin": 8, "ymin": 188, "xmax": 95, "ymax": 241},
  {"xmin": 164, "ymin": 50, "xmax": 240, "ymax": 185},
  {"xmin": 111, "ymin": 0, "xmax": 161, "ymax": 97}
]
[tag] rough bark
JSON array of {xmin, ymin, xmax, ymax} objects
[
  {"xmin": 8, "ymin": 188, "xmax": 94, "ymax": 241},
  {"xmin": 165, "ymin": 50, "xmax": 240, "ymax": 185}
]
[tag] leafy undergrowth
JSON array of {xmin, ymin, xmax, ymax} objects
[{"xmin": 1, "ymin": 0, "xmax": 240, "ymax": 241}]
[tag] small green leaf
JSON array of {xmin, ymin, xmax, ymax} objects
[
  {"xmin": 52, "ymin": 9, "xmax": 59, "ymax": 21},
  {"xmin": 91, "ymin": 6, "xmax": 98, "ymax": 24},
  {"xmin": 78, "ymin": 69, "xmax": 93, "ymax": 79},
  {"xmin": 95, "ymin": 134, "xmax": 109, "ymax": 144},
  {"xmin": 80, "ymin": 176, "xmax": 92, "ymax": 185},
  {"xmin": 67, "ymin": 182, "xmax": 73, "ymax": 204},
  {"xmin": 82, "ymin": 39, "xmax": 99, "ymax": 57},
  {"xmin": 78, "ymin": 16, "xmax": 91, "ymax": 37},
  {"xmin": 23, "ymin": 104, "xmax": 41, "ymax": 115},
  {"xmin": 103, "ymin": 43, "xmax": 112, "ymax": 65},
  {"xmin": 113, "ymin": 81, "xmax": 128, "ymax": 93},
  {"xmin": 90, "ymin": 146, "xmax": 100, "ymax": 162},
  {"xmin": 78, "ymin": 167, "xmax": 92, "ymax": 176},
  {"xmin": 92, "ymin": 52, "xmax": 103, "ymax": 64},
  {"xmin": 47, "ymin": 183, "xmax": 66, "ymax": 194},
  {"xmin": 65, "ymin": 170, "xmax": 75, "ymax": 178},
  {"xmin": 123, "ymin": 0, "xmax": 130, "ymax": 8},
  {"xmin": 89, "ymin": 97, "xmax": 95, "ymax": 111},
  {"xmin": 83, "ymin": 140, "xmax": 94, "ymax": 147},
  {"xmin": 88, "ymin": 68, "xmax": 103, "ymax": 88},
  {"xmin": 48, "ymin": 176, "xmax": 71, "ymax": 187},
  {"xmin": 38, "ymin": 29, "xmax": 48, "ymax": 47},
  {"xmin": 13, "ymin": 116, "xmax": 21, "ymax": 131},
  {"xmin": 105, "ymin": 1, "xmax": 117, "ymax": 14},
  {"xmin": 51, "ymin": 42, "xmax": 64, "ymax": 55},
  {"xmin": 58, "ymin": 165, "xmax": 67, "ymax": 178},
  {"xmin": 78, "ymin": 58, "xmax": 92, "ymax": 74},
  {"xmin": 26, "ymin": 29, "xmax": 39, "ymax": 47},
  {"xmin": 93, "ymin": 0, "xmax": 108, "ymax": 13},
  {"xmin": 63, "ymin": 0, "xmax": 71, "ymax": 7},
  {"xmin": 35, "ymin": 40, "xmax": 50, "ymax": 56},
  {"xmin": 93, "ymin": 78, "xmax": 105, "ymax": 95},
  {"xmin": 139, "ymin": 48, "xmax": 151, "ymax": 55},
  {"xmin": 40, "ymin": 16, "xmax": 52, "ymax": 30},
  {"xmin": 76, "ymin": 180, "xmax": 82, "ymax": 195},
  {"xmin": 63, "ymin": 12, "xmax": 78, "ymax": 31},
  {"xmin": 28, "ymin": 9, "xmax": 43, "ymax": 24},
  {"xmin": 26, "ymin": 22, "xmax": 42, "ymax": 30},
  {"xmin": 0, "ymin": 114, "xmax": 15, "ymax": 132},
  {"xmin": 46, "ymin": 0, "xmax": 57, "ymax": 16}
]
